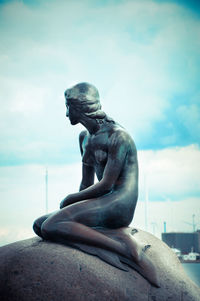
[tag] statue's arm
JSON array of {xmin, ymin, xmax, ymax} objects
[
  {"xmin": 79, "ymin": 163, "xmax": 95, "ymax": 191},
  {"xmin": 79, "ymin": 130, "xmax": 87, "ymax": 156},
  {"xmin": 60, "ymin": 131, "xmax": 95, "ymax": 208},
  {"xmin": 60, "ymin": 132, "xmax": 128, "ymax": 208},
  {"xmin": 79, "ymin": 130, "xmax": 95, "ymax": 191}
]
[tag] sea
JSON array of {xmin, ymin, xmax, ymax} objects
[{"xmin": 182, "ymin": 263, "xmax": 200, "ymax": 287}]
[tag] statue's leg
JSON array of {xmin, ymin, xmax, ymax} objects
[
  {"xmin": 41, "ymin": 220, "xmax": 128, "ymax": 257},
  {"xmin": 36, "ymin": 194, "xmax": 141, "ymax": 262},
  {"xmin": 33, "ymin": 206, "xmax": 144, "ymax": 264},
  {"xmin": 38, "ymin": 199, "xmax": 159, "ymax": 287},
  {"xmin": 38, "ymin": 203, "xmax": 144, "ymax": 263},
  {"xmin": 39, "ymin": 198, "xmax": 130, "ymax": 258}
]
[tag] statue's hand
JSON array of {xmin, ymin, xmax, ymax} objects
[
  {"xmin": 60, "ymin": 194, "xmax": 75, "ymax": 209},
  {"xmin": 59, "ymin": 198, "xmax": 66, "ymax": 209}
]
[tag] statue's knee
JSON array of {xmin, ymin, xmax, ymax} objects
[
  {"xmin": 33, "ymin": 220, "xmax": 41, "ymax": 236},
  {"xmin": 40, "ymin": 221, "xmax": 52, "ymax": 239},
  {"xmin": 33, "ymin": 215, "xmax": 51, "ymax": 237},
  {"xmin": 41, "ymin": 219, "xmax": 60, "ymax": 239}
]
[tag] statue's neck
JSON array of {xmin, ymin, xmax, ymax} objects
[{"xmin": 80, "ymin": 117, "xmax": 105, "ymax": 135}]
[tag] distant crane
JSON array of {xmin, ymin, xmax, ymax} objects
[
  {"xmin": 182, "ymin": 214, "xmax": 199, "ymax": 232},
  {"xmin": 192, "ymin": 214, "xmax": 196, "ymax": 232}
]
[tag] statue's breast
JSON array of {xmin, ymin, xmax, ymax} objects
[{"xmin": 94, "ymin": 150, "xmax": 108, "ymax": 164}]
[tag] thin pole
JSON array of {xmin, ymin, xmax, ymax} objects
[
  {"xmin": 192, "ymin": 214, "xmax": 195, "ymax": 232},
  {"xmin": 45, "ymin": 167, "xmax": 48, "ymax": 214},
  {"xmin": 151, "ymin": 222, "xmax": 156, "ymax": 235},
  {"xmin": 145, "ymin": 173, "xmax": 148, "ymax": 231}
]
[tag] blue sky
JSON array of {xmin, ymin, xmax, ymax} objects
[
  {"xmin": 0, "ymin": 0, "xmax": 200, "ymax": 245},
  {"xmin": 0, "ymin": 0, "xmax": 199, "ymax": 165}
]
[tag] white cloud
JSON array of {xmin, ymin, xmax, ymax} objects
[
  {"xmin": 138, "ymin": 144, "xmax": 200, "ymax": 200},
  {"xmin": 0, "ymin": 162, "xmax": 82, "ymax": 246},
  {"xmin": 0, "ymin": 227, "xmax": 34, "ymax": 247}
]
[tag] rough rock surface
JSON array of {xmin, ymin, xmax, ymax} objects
[{"xmin": 0, "ymin": 229, "xmax": 199, "ymax": 301}]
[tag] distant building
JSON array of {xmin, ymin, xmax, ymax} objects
[{"xmin": 162, "ymin": 231, "xmax": 200, "ymax": 254}]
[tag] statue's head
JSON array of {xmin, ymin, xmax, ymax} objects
[{"xmin": 64, "ymin": 82, "xmax": 105, "ymax": 125}]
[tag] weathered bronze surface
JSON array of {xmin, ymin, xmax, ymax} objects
[{"xmin": 33, "ymin": 83, "xmax": 159, "ymax": 287}]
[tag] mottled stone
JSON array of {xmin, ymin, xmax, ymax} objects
[{"xmin": 0, "ymin": 230, "xmax": 199, "ymax": 301}]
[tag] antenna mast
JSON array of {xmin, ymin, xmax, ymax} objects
[
  {"xmin": 145, "ymin": 173, "xmax": 149, "ymax": 231},
  {"xmin": 45, "ymin": 167, "xmax": 48, "ymax": 214}
]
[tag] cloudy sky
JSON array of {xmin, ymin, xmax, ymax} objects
[{"xmin": 0, "ymin": 0, "xmax": 200, "ymax": 246}]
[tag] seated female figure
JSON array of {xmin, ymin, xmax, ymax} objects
[{"xmin": 33, "ymin": 83, "xmax": 158, "ymax": 286}]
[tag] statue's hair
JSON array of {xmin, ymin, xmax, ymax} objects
[{"xmin": 64, "ymin": 82, "xmax": 106, "ymax": 119}]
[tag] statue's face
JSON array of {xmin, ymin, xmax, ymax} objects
[{"xmin": 65, "ymin": 98, "xmax": 80, "ymax": 125}]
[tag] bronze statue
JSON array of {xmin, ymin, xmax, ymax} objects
[{"xmin": 33, "ymin": 83, "xmax": 159, "ymax": 287}]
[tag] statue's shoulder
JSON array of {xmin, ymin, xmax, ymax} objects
[
  {"xmin": 110, "ymin": 125, "xmax": 133, "ymax": 143},
  {"xmin": 109, "ymin": 125, "xmax": 137, "ymax": 153}
]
